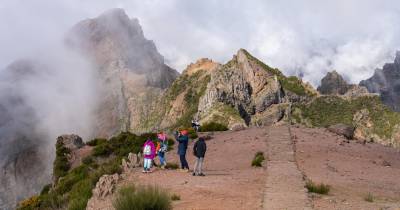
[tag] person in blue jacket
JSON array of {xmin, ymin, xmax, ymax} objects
[{"xmin": 175, "ymin": 130, "xmax": 190, "ymax": 172}]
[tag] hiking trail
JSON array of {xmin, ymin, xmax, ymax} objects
[{"xmin": 263, "ymin": 125, "xmax": 313, "ymax": 210}]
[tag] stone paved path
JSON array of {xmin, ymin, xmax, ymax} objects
[{"xmin": 263, "ymin": 125, "xmax": 312, "ymax": 210}]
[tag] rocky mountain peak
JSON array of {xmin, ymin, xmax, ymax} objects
[
  {"xmin": 360, "ymin": 51, "xmax": 400, "ymax": 111},
  {"xmin": 67, "ymin": 8, "xmax": 178, "ymax": 88},
  {"xmin": 317, "ymin": 70, "xmax": 350, "ymax": 95},
  {"xmin": 184, "ymin": 58, "xmax": 220, "ymax": 75},
  {"xmin": 395, "ymin": 51, "xmax": 400, "ymax": 65}
]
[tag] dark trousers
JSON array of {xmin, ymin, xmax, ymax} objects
[{"xmin": 179, "ymin": 154, "xmax": 189, "ymax": 169}]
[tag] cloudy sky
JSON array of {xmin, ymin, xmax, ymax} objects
[{"xmin": 1, "ymin": 0, "xmax": 400, "ymax": 86}]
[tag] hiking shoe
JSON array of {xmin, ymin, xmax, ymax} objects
[
  {"xmin": 199, "ymin": 173, "xmax": 205, "ymax": 176},
  {"xmin": 192, "ymin": 172, "xmax": 196, "ymax": 176},
  {"xmin": 142, "ymin": 170, "xmax": 146, "ymax": 173}
]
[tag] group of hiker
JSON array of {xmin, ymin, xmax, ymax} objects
[{"xmin": 141, "ymin": 128, "xmax": 207, "ymax": 176}]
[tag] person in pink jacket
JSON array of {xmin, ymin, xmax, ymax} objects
[{"xmin": 142, "ymin": 139, "xmax": 156, "ymax": 173}]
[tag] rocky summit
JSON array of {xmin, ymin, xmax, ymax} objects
[
  {"xmin": 67, "ymin": 8, "xmax": 179, "ymax": 137},
  {"xmin": 360, "ymin": 51, "xmax": 400, "ymax": 112}
]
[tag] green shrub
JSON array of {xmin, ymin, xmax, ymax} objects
[
  {"xmin": 364, "ymin": 192, "xmax": 374, "ymax": 202},
  {"xmin": 86, "ymin": 138, "xmax": 107, "ymax": 146},
  {"xmin": 187, "ymin": 127, "xmax": 198, "ymax": 139},
  {"xmin": 17, "ymin": 195, "xmax": 40, "ymax": 210},
  {"xmin": 67, "ymin": 179, "xmax": 93, "ymax": 210},
  {"xmin": 171, "ymin": 194, "xmax": 181, "ymax": 201},
  {"xmin": 165, "ymin": 163, "xmax": 179, "ymax": 170},
  {"xmin": 199, "ymin": 122, "xmax": 228, "ymax": 132},
  {"xmin": 305, "ymin": 180, "xmax": 330, "ymax": 194},
  {"xmin": 113, "ymin": 185, "xmax": 172, "ymax": 210},
  {"xmin": 40, "ymin": 184, "xmax": 52, "ymax": 195},
  {"xmin": 251, "ymin": 152, "xmax": 265, "ymax": 167},
  {"xmin": 82, "ymin": 156, "xmax": 94, "ymax": 165},
  {"xmin": 92, "ymin": 142, "xmax": 112, "ymax": 157},
  {"xmin": 53, "ymin": 141, "xmax": 71, "ymax": 180}
]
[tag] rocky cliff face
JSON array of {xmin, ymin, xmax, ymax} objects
[
  {"xmin": 360, "ymin": 51, "xmax": 400, "ymax": 112},
  {"xmin": 146, "ymin": 49, "xmax": 315, "ymax": 130},
  {"xmin": 67, "ymin": 8, "xmax": 178, "ymax": 136}
]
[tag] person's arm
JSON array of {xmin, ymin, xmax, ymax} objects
[{"xmin": 193, "ymin": 141, "xmax": 198, "ymax": 154}]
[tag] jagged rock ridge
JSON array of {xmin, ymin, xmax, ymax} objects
[{"xmin": 360, "ymin": 51, "xmax": 400, "ymax": 111}]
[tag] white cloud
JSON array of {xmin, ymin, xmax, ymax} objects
[{"xmin": 1, "ymin": 0, "xmax": 400, "ymax": 86}]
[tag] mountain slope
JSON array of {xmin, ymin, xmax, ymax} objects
[{"xmin": 67, "ymin": 8, "xmax": 179, "ymax": 136}]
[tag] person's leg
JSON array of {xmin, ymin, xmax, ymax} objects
[
  {"xmin": 143, "ymin": 158, "xmax": 149, "ymax": 172},
  {"xmin": 183, "ymin": 154, "xmax": 189, "ymax": 170},
  {"xmin": 198, "ymin": 157, "xmax": 204, "ymax": 175},
  {"xmin": 193, "ymin": 157, "xmax": 199, "ymax": 175},
  {"xmin": 179, "ymin": 154, "xmax": 185, "ymax": 169},
  {"xmin": 159, "ymin": 152, "xmax": 165, "ymax": 166},
  {"xmin": 148, "ymin": 158, "xmax": 153, "ymax": 172}
]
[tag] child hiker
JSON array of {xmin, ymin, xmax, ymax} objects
[
  {"xmin": 142, "ymin": 139, "xmax": 156, "ymax": 173},
  {"xmin": 193, "ymin": 137, "xmax": 207, "ymax": 176},
  {"xmin": 156, "ymin": 132, "xmax": 168, "ymax": 169}
]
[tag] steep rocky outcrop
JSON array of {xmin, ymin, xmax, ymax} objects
[
  {"xmin": 146, "ymin": 49, "xmax": 315, "ymax": 130},
  {"xmin": 197, "ymin": 49, "xmax": 313, "ymax": 127},
  {"xmin": 317, "ymin": 70, "xmax": 350, "ymax": 95},
  {"xmin": 360, "ymin": 51, "xmax": 400, "ymax": 112},
  {"xmin": 67, "ymin": 8, "xmax": 178, "ymax": 135}
]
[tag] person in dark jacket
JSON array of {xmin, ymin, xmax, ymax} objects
[
  {"xmin": 192, "ymin": 137, "xmax": 207, "ymax": 176},
  {"xmin": 175, "ymin": 130, "xmax": 190, "ymax": 172}
]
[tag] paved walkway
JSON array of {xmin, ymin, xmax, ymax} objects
[{"xmin": 263, "ymin": 125, "xmax": 312, "ymax": 210}]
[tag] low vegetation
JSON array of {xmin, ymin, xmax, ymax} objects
[
  {"xmin": 165, "ymin": 162, "xmax": 179, "ymax": 170},
  {"xmin": 53, "ymin": 140, "xmax": 71, "ymax": 181},
  {"xmin": 305, "ymin": 180, "xmax": 330, "ymax": 194},
  {"xmin": 18, "ymin": 132, "xmax": 159, "ymax": 210},
  {"xmin": 293, "ymin": 95, "xmax": 400, "ymax": 139},
  {"xmin": 251, "ymin": 151, "xmax": 265, "ymax": 167},
  {"xmin": 113, "ymin": 185, "xmax": 172, "ymax": 210},
  {"xmin": 364, "ymin": 192, "xmax": 374, "ymax": 202},
  {"xmin": 171, "ymin": 194, "xmax": 181, "ymax": 201},
  {"xmin": 199, "ymin": 122, "xmax": 228, "ymax": 132}
]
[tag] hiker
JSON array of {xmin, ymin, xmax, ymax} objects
[
  {"xmin": 191, "ymin": 119, "xmax": 200, "ymax": 132},
  {"xmin": 156, "ymin": 132, "xmax": 168, "ymax": 169},
  {"xmin": 193, "ymin": 137, "xmax": 207, "ymax": 176},
  {"xmin": 142, "ymin": 139, "xmax": 156, "ymax": 173},
  {"xmin": 175, "ymin": 130, "xmax": 189, "ymax": 172}
]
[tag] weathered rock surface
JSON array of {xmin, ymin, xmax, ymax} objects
[
  {"xmin": 56, "ymin": 134, "xmax": 84, "ymax": 151},
  {"xmin": 198, "ymin": 49, "xmax": 284, "ymax": 126},
  {"xmin": 327, "ymin": 124, "xmax": 355, "ymax": 139},
  {"xmin": 86, "ymin": 174, "xmax": 120, "ymax": 210},
  {"xmin": 122, "ymin": 152, "xmax": 141, "ymax": 172},
  {"xmin": 360, "ymin": 51, "xmax": 400, "ymax": 112},
  {"xmin": 317, "ymin": 70, "xmax": 350, "ymax": 95},
  {"xmin": 67, "ymin": 8, "xmax": 179, "ymax": 135}
]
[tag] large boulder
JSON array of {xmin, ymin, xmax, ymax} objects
[
  {"xmin": 56, "ymin": 134, "xmax": 84, "ymax": 151},
  {"xmin": 317, "ymin": 70, "xmax": 350, "ymax": 95},
  {"xmin": 327, "ymin": 124, "xmax": 355, "ymax": 139}
]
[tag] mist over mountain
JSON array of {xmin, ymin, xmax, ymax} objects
[
  {"xmin": 0, "ymin": 9, "xmax": 177, "ymax": 209},
  {"xmin": 360, "ymin": 52, "xmax": 400, "ymax": 111}
]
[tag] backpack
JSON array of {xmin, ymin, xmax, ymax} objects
[{"xmin": 143, "ymin": 144, "xmax": 152, "ymax": 155}]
